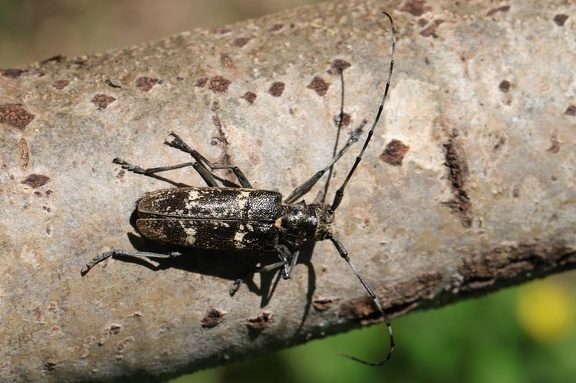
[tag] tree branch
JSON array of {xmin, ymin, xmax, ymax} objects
[{"xmin": 1, "ymin": 0, "xmax": 575, "ymax": 382}]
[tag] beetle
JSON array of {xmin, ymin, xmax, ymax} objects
[{"xmin": 82, "ymin": 12, "xmax": 396, "ymax": 366}]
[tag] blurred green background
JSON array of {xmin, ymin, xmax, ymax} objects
[
  {"xmin": 175, "ymin": 276, "xmax": 576, "ymax": 383},
  {"xmin": 2, "ymin": 1, "xmax": 574, "ymax": 382}
]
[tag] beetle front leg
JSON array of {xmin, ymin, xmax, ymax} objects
[
  {"xmin": 283, "ymin": 120, "xmax": 366, "ymax": 204},
  {"xmin": 81, "ymin": 250, "xmax": 182, "ymax": 275}
]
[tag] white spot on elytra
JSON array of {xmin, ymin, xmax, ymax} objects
[
  {"xmin": 234, "ymin": 231, "xmax": 246, "ymax": 248},
  {"xmin": 237, "ymin": 191, "xmax": 250, "ymax": 210},
  {"xmin": 184, "ymin": 190, "xmax": 202, "ymax": 211},
  {"xmin": 181, "ymin": 223, "xmax": 196, "ymax": 245}
]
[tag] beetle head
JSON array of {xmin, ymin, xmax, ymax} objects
[{"xmin": 313, "ymin": 203, "xmax": 335, "ymax": 241}]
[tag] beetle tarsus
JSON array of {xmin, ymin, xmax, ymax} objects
[{"xmin": 81, "ymin": 250, "xmax": 183, "ymax": 275}]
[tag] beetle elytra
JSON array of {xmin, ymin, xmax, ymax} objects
[{"xmin": 83, "ymin": 11, "xmax": 397, "ymax": 366}]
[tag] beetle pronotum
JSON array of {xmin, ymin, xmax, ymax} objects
[{"xmin": 83, "ymin": 12, "xmax": 396, "ymax": 366}]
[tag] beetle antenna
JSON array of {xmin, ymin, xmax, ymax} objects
[
  {"xmin": 322, "ymin": 68, "xmax": 347, "ymax": 201},
  {"xmin": 331, "ymin": 11, "xmax": 395, "ymax": 211},
  {"xmin": 326, "ymin": 233, "xmax": 394, "ymax": 366}
]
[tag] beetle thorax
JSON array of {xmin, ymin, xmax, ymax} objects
[{"xmin": 275, "ymin": 201, "xmax": 334, "ymax": 248}]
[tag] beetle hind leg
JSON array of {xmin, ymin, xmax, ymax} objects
[{"xmin": 81, "ymin": 250, "xmax": 182, "ymax": 275}]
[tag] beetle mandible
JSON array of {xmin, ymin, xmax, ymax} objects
[{"xmin": 82, "ymin": 12, "xmax": 396, "ymax": 366}]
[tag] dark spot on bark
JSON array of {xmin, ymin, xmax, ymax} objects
[
  {"xmin": 43, "ymin": 361, "xmax": 56, "ymax": 371},
  {"xmin": 553, "ymin": 14, "xmax": 569, "ymax": 26},
  {"xmin": 486, "ymin": 5, "xmax": 511, "ymax": 17},
  {"xmin": 340, "ymin": 296, "xmax": 379, "ymax": 321},
  {"xmin": 269, "ymin": 81, "xmax": 285, "ymax": 97},
  {"xmin": 233, "ymin": 37, "xmax": 251, "ymax": 47},
  {"xmin": 380, "ymin": 139, "xmax": 410, "ymax": 166},
  {"xmin": 547, "ymin": 131, "xmax": 561, "ymax": 153},
  {"xmin": 196, "ymin": 77, "xmax": 208, "ymax": 87},
  {"xmin": 220, "ymin": 53, "xmax": 235, "ymax": 69},
  {"xmin": 201, "ymin": 308, "xmax": 227, "ymax": 328},
  {"xmin": 211, "ymin": 100, "xmax": 221, "ymax": 112},
  {"xmin": 420, "ymin": 19, "xmax": 444, "ymax": 37},
  {"xmin": 379, "ymin": 272, "xmax": 444, "ymax": 317},
  {"xmin": 242, "ymin": 91, "xmax": 257, "ymax": 104},
  {"xmin": 0, "ymin": 103, "xmax": 35, "ymax": 130},
  {"xmin": 565, "ymin": 105, "xmax": 576, "ymax": 116},
  {"xmin": 17, "ymin": 138, "xmax": 29, "ymax": 172},
  {"xmin": 34, "ymin": 191, "xmax": 42, "ymax": 197},
  {"xmin": 22, "ymin": 174, "xmax": 50, "ymax": 188},
  {"xmin": 32, "ymin": 306, "xmax": 43, "ymax": 322},
  {"xmin": 333, "ymin": 112, "xmax": 351, "ymax": 127},
  {"xmin": 247, "ymin": 312, "xmax": 273, "ymax": 329},
  {"xmin": 442, "ymin": 132, "xmax": 473, "ymax": 227},
  {"xmin": 208, "ymin": 76, "xmax": 231, "ymax": 93},
  {"xmin": 269, "ymin": 23, "xmax": 284, "ymax": 32},
  {"xmin": 417, "ymin": 18, "xmax": 428, "ymax": 27},
  {"xmin": 109, "ymin": 324, "xmax": 121, "ymax": 336},
  {"xmin": 91, "ymin": 94, "xmax": 116, "ymax": 110},
  {"xmin": 307, "ymin": 76, "xmax": 330, "ymax": 96},
  {"xmin": 46, "ymin": 190, "xmax": 53, "ymax": 196},
  {"xmin": 457, "ymin": 243, "xmax": 576, "ymax": 293},
  {"xmin": 40, "ymin": 54, "xmax": 65, "ymax": 65},
  {"xmin": 313, "ymin": 298, "xmax": 339, "ymax": 311},
  {"xmin": 1, "ymin": 68, "xmax": 27, "ymax": 78},
  {"xmin": 53, "ymin": 79, "xmax": 69, "ymax": 90},
  {"xmin": 493, "ymin": 136, "xmax": 506, "ymax": 152},
  {"xmin": 116, "ymin": 337, "xmax": 133, "ymax": 352},
  {"xmin": 499, "ymin": 80, "xmax": 511, "ymax": 93},
  {"xmin": 105, "ymin": 79, "xmax": 122, "ymax": 88},
  {"xmin": 328, "ymin": 59, "xmax": 351, "ymax": 75},
  {"xmin": 136, "ymin": 77, "xmax": 161, "ymax": 92},
  {"xmin": 400, "ymin": 0, "xmax": 431, "ymax": 17}
]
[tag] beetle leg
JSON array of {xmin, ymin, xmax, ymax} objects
[
  {"xmin": 230, "ymin": 246, "xmax": 299, "ymax": 295},
  {"xmin": 112, "ymin": 158, "xmax": 220, "ymax": 187},
  {"xmin": 168, "ymin": 132, "xmax": 253, "ymax": 188},
  {"xmin": 81, "ymin": 250, "xmax": 182, "ymax": 275},
  {"xmin": 283, "ymin": 120, "xmax": 366, "ymax": 204},
  {"xmin": 277, "ymin": 246, "xmax": 299, "ymax": 280}
]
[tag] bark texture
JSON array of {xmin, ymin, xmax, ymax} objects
[{"xmin": 1, "ymin": 0, "xmax": 575, "ymax": 382}]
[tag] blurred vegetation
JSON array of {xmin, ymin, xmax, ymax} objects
[
  {"xmin": 2, "ymin": 2, "xmax": 574, "ymax": 382},
  {"xmin": 0, "ymin": 0, "xmax": 322, "ymax": 67},
  {"xmin": 172, "ymin": 275, "xmax": 576, "ymax": 383}
]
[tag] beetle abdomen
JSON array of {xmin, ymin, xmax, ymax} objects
[
  {"xmin": 136, "ymin": 187, "xmax": 283, "ymax": 250},
  {"xmin": 137, "ymin": 218, "xmax": 279, "ymax": 250}
]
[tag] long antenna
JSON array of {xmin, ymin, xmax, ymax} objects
[
  {"xmin": 330, "ymin": 11, "xmax": 396, "ymax": 366},
  {"xmin": 331, "ymin": 11, "xmax": 396, "ymax": 211}
]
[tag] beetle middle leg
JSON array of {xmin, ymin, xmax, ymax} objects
[
  {"xmin": 230, "ymin": 245, "xmax": 299, "ymax": 295},
  {"xmin": 166, "ymin": 131, "xmax": 252, "ymax": 188},
  {"xmin": 113, "ymin": 132, "xmax": 253, "ymax": 188}
]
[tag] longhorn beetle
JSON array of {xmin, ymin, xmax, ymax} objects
[{"xmin": 83, "ymin": 12, "xmax": 396, "ymax": 366}]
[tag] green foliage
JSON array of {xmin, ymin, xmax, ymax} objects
[{"xmin": 172, "ymin": 275, "xmax": 576, "ymax": 383}]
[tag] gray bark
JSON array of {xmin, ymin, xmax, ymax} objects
[{"xmin": 1, "ymin": 0, "xmax": 575, "ymax": 381}]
